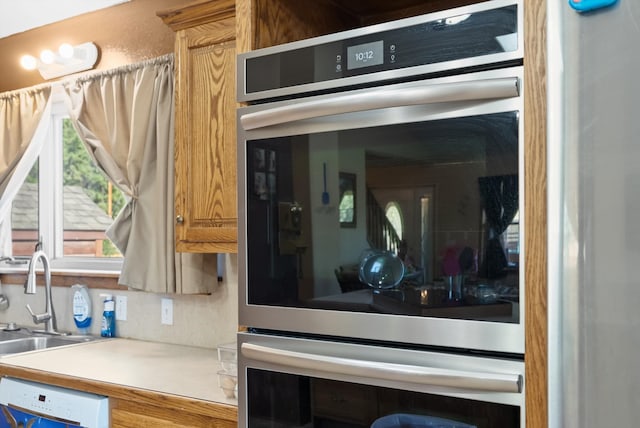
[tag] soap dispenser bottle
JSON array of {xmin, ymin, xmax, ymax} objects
[
  {"xmin": 100, "ymin": 294, "xmax": 116, "ymax": 337},
  {"xmin": 71, "ymin": 284, "xmax": 92, "ymax": 335}
]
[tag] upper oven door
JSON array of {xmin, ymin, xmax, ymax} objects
[{"xmin": 238, "ymin": 66, "xmax": 525, "ymax": 354}]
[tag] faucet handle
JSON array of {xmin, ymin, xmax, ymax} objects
[{"xmin": 26, "ymin": 304, "xmax": 50, "ymax": 324}]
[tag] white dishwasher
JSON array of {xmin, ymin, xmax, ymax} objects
[{"xmin": 0, "ymin": 377, "xmax": 108, "ymax": 428}]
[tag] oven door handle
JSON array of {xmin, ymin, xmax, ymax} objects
[
  {"xmin": 240, "ymin": 77, "xmax": 519, "ymax": 131},
  {"xmin": 241, "ymin": 342, "xmax": 522, "ymax": 393}
]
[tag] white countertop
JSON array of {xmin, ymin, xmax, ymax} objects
[{"xmin": 0, "ymin": 338, "xmax": 237, "ymax": 406}]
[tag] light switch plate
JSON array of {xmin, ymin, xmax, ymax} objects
[
  {"xmin": 161, "ymin": 298, "xmax": 173, "ymax": 325},
  {"xmin": 115, "ymin": 295, "xmax": 127, "ymax": 321}
]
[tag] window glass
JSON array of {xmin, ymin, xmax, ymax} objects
[
  {"xmin": 505, "ymin": 210, "xmax": 519, "ymax": 266},
  {"xmin": 11, "ymin": 162, "xmax": 39, "ymax": 257},
  {"xmin": 385, "ymin": 202, "xmax": 403, "ymax": 240},
  {"xmin": 61, "ymin": 118, "xmax": 124, "ymax": 257}
]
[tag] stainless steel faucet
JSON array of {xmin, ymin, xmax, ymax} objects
[{"xmin": 24, "ymin": 250, "xmax": 64, "ymax": 335}]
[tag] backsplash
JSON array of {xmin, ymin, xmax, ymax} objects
[{"xmin": 0, "ymin": 254, "xmax": 238, "ymax": 349}]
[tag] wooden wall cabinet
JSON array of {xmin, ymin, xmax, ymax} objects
[{"xmin": 159, "ymin": 0, "xmax": 238, "ymax": 254}]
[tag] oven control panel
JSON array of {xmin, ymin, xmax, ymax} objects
[{"xmin": 239, "ymin": 0, "xmax": 522, "ymax": 102}]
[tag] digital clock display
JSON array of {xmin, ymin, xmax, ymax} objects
[{"xmin": 347, "ymin": 40, "xmax": 384, "ymax": 70}]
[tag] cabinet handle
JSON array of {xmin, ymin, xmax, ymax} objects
[{"xmin": 176, "ymin": 215, "xmax": 184, "ymax": 224}]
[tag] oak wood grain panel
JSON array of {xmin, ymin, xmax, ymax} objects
[
  {"xmin": 235, "ymin": 0, "xmax": 253, "ymax": 54},
  {"xmin": 111, "ymin": 398, "xmax": 237, "ymax": 427},
  {"xmin": 177, "ymin": 240, "xmax": 238, "ymax": 254},
  {"xmin": 523, "ymin": 0, "xmax": 548, "ymax": 427},
  {"xmin": 173, "ymin": 17, "xmax": 238, "ymax": 253},
  {"xmin": 183, "ymin": 39, "xmax": 237, "ymax": 232},
  {"xmin": 158, "ymin": 0, "xmax": 236, "ymax": 32},
  {"xmin": 325, "ymin": 0, "xmax": 476, "ymax": 26},
  {"xmin": 251, "ymin": 0, "xmax": 478, "ymax": 48},
  {"xmin": 253, "ymin": 0, "xmax": 357, "ymax": 49},
  {"xmin": 0, "ymin": 366, "xmax": 237, "ymax": 422}
]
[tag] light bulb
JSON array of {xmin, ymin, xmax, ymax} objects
[
  {"xmin": 20, "ymin": 55, "xmax": 37, "ymax": 70},
  {"xmin": 58, "ymin": 43, "xmax": 74, "ymax": 59},
  {"xmin": 40, "ymin": 49, "xmax": 55, "ymax": 64}
]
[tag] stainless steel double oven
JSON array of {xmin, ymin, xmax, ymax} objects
[{"xmin": 237, "ymin": 1, "xmax": 525, "ymax": 426}]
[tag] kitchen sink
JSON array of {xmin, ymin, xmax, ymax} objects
[{"xmin": 0, "ymin": 327, "xmax": 104, "ymax": 356}]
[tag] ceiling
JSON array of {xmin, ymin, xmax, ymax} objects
[{"xmin": 0, "ymin": 0, "xmax": 129, "ymax": 39}]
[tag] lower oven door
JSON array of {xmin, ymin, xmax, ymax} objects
[{"xmin": 238, "ymin": 332, "xmax": 524, "ymax": 428}]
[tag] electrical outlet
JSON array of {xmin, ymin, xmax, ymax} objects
[
  {"xmin": 115, "ymin": 295, "xmax": 127, "ymax": 321},
  {"xmin": 161, "ymin": 298, "xmax": 173, "ymax": 325}
]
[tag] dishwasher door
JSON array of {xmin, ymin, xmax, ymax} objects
[{"xmin": 0, "ymin": 377, "xmax": 108, "ymax": 428}]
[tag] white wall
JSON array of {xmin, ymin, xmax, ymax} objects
[{"xmin": 0, "ymin": 254, "xmax": 238, "ymax": 349}]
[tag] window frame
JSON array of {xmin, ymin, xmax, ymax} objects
[{"xmin": 5, "ymin": 90, "xmax": 123, "ymax": 274}]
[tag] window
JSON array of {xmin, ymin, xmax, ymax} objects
[
  {"xmin": 9, "ymin": 96, "xmax": 124, "ymax": 272},
  {"xmin": 504, "ymin": 210, "xmax": 520, "ymax": 267},
  {"xmin": 385, "ymin": 202, "xmax": 403, "ymax": 240}
]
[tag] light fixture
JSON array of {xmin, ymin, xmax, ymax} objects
[
  {"xmin": 40, "ymin": 49, "xmax": 56, "ymax": 65},
  {"xmin": 20, "ymin": 42, "xmax": 99, "ymax": 80},
  {"xmin": 58, "ymin": 43, "xmax": 74, "ymax": 59},
  {"xmin": 20, "ymin": 55, "xmax": 38, "ymax": 70}
]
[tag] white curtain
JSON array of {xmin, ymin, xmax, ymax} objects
[
  {"xmin": 63, "ymin": 55, "xmax": 216, "ymax": 293},
  {"xmin": 0, "ymin": 85, "xmax": 52, "ymax": 256}
]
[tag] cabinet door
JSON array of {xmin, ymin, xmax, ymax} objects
[{"xmin": 174, "ymin": 18, "xmax": 237, "ymax": 253}]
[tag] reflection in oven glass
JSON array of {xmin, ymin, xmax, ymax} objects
[{"xmin": 246, "ymin": 112, "xmax": 520, "ymax": 324}]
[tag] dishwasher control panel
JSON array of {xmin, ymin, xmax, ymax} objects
[{"xmin": 0, "ymin": 377, "xmax": 108, "ymax": 428}]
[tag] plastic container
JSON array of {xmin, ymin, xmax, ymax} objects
[
  {"xmin": 71, "ymin": 284, "xmax": 92, "ymax": 335},
  {"xmin": 99, "ymin": 294, "xmax": 115, "ymax": 337},
  {"xmin": 217, "ymin": 369, "xmax": 238, "ymax": 399},
  {"xmin": 217, "ymin": 342, "xmax": 237, "ymax": 374}
]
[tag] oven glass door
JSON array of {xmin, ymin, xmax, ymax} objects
[
  {"xmin": 239, "ymin": 67, "xmax": 524, "ymax": 353},
  {"xmin": 239, "ymin": 333, "xmax": 524, "ymax": 428}
]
